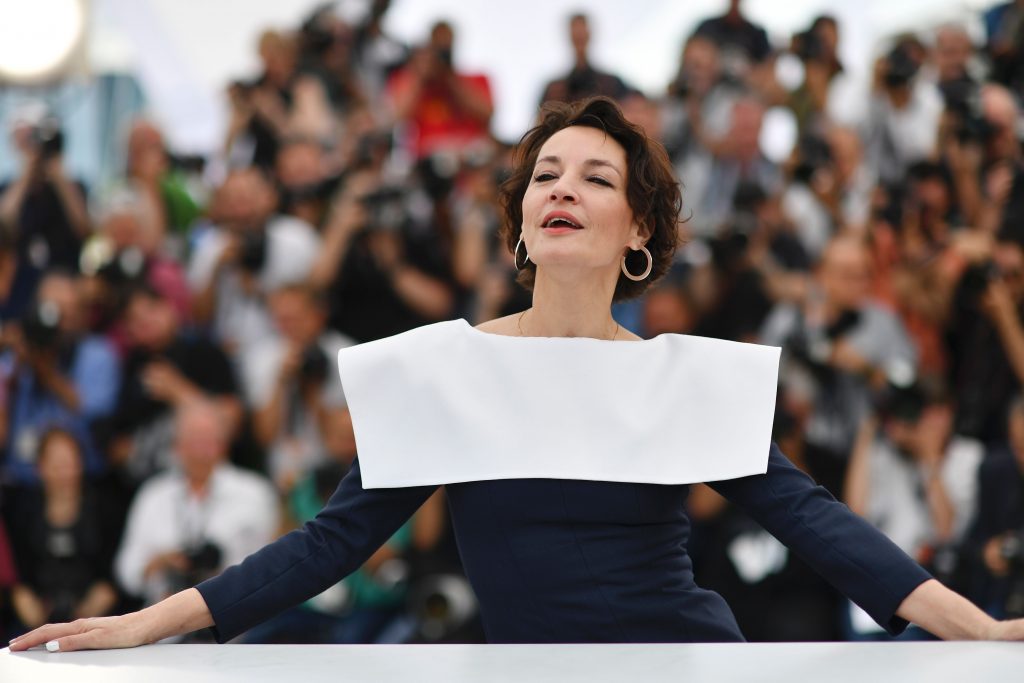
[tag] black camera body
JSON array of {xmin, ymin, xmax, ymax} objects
[
  {"xmin": 21, "ymin": 300, "xmax": 62, "ymax": 350},
  {"xmin": 883, "ymin": 45, "xmax": 920, "ymax": 89},
  {"xmin": 359, "ymin": 185, "xmax": 408, "ymax": 232},
  {"xmin": 959, "ymin": 260, "xmax": 1002, "ymax": 305},
  {"xmin": 940, "ymin": 78, "xmax": 994, "ymax": 145},
  {"xmin": 97, "ymin": 247, "xmax": 148, "ymax": 286},
  {"xmin": 1000, "ymin": 529, "xmax": 1024, "ymax": 618},
  {"xmin": 31, "ymin": 120, "xmax": 65, "ymax": 159},
  {"xmin": 299, "ymin": 343, "xmax": 329, "ymax": 385},
  {"xmin": 239, "ymin": 229, "xmax": 269, "ymax": 273},
  {"xmin": 168, "ymin": 540, "xmax": 224, "ymax": 593},
  {"xmin": 786, "ymin": 309, "xmax": 862, "ymax": 377}
]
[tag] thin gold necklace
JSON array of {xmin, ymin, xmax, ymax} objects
[{"xmin": 517, "ymin": 310, "xmax": 620, "ymax": 341}]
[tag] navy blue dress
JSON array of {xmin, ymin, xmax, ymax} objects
[{"xmin": 196, "ymin": 442, "xmax": 931, "ymax": 643}]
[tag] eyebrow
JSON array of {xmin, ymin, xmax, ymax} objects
[{"xmin": 536, "ymin": 155, "xmax": 623, "ymax": 178}]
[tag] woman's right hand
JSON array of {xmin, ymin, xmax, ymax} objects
[
  {"xmin": 8, "ymin": 612, "xmax": 150, "ymax": 653},
  {"xmin": 8, "ymin": 587, "xmax": 214, "ymax": 653}
]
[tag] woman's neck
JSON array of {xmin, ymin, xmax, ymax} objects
[
  {"xmin": 45, "ymin": 488, "xmax": 82, "ymax": 526},
  {"xmin": 525, "ymin": 266, "xmax": 618, "ymax": 339}
]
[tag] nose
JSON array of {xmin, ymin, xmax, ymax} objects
[{"xmin": 548, "ymin": 176, "xmax": 578, "ymax": 203}]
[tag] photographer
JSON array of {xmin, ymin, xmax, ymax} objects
[
  {"xmin": 75, "ymin": 188, "xmax": 192, "ymax": 349},
  {"xmin": 0, "ymin": 113, "xmax": 90, "ymax": 319},
  {"xmin": 224, "ymin": 30, "xmax": 334, "ymax": 170},
  {"xmin": 844, "ymin": 386, "xmax": 983, "ymax": 638},
  {"xmin": 865, "ymin": 39, "xmax": 943, "ymax": 185},
  {"xmin": 124, "ymin": 120, "xmax": 203, "ymax": 243},
  {"xmin": 274, "ymin": 138, "xmax": 338, "ymax": 230},
  {"xmin": 310, "ymin": 164, "xmax": 456, "ymax": 343},
  {"xmin": 760, "ymin": 235, "xmax": 917, "ymax": 495},
  {"xmin": 112, "ymin": 285, "xmax": 242, "ymax": 483},
  {"xmin": 0, "ymin": 272, "xmax": 120, "ymax": 485},
  {"xmin": 966, "ymin": 395, "xmax": 1024, "ymax": 618},
  {"xmin": 188, "ymin": 168, "xmax": 319, "ymax": 355},
  {"xmin": 386, "ymin": 20, "xmax": 493, "ymax": 159},
  {"xmin": 539, "ymin": 14, "xmax": 631, "ymax": 106},
  {"xmin": 114, "ymin": 402, "xmax": 277, "ymax": 611},
  {"xmin": 3, "ymin": 429, "xmax": 125, "ymax": 634},
  {"xmin": 787, "ymin": 16, "xmax": 844, "ymax": 133},
  {"xmin": 947, "ymin": 234, "xmax": 1024, "ymax": 442},
  {"xmin": 939, "ymin": 79, "xmax": 1021, "ymax": 235},
  {"xmin": 241, "ymin": 284, "xmax": 356, "ymax": 493}
]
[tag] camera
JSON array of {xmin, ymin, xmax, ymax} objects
[
  {"xmin": 786, "ymin": 309, "xmax": 862, "ymax": 376},
  {"xmin": 872, "ymin": 367, "xmax": 926, "ymax": 424},
  {"xmin": 958, "ymin": 260, "xmax": 1001, "ymax": 305},
  {"xmin": 30, "ymin": 119, "xmax": 65, "ymax": 159},
  {"xmin": 793, "ymin": 29, "xmax": 827, "ymax": 63},
  {"xmin": 239, "ymin": 229, "xmax": 269, "ymax": 273},
  {"xmin": 279, "ymin": 175, "xmax": 340, "ymax": 214},
  {"xmin": 21, "ymin": 300, "xmax": 62, "ymax": 350},
  {"xmin": 359, "ymin": 185, "xmax": 408, "ymax": 231},
  {"xmin": 434, "ymin": 47, "xmax": 453, "ymax": 69},
  {"xmin": 999, "ymin": 530, "xmax": 1024, "ymax": 618},
  {"xmin": 793, "ymin": 134, "xmax": 833, "ymax": 185},
  {"xmin": 97, "ymin": 247, "xmax": 148, "ymax": 286},
  {"xmin": 407, "ymin": 573, "xmax": 478, "ymax": 642},
  {"xmin": 940, "ymin": 78, "xmax": 994, "ymax": 145},
  {"xmin": 168, "ymin": 540, "xmax": 223, "ymax": 593},
  {"xmin": 299, "ymin": 344, "xmax": 329, "ymax": 385},
  {"xmin": 883, "ymin": 44, "xmax": 920, "ymax": 89}
]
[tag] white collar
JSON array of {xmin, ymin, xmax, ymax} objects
[{"xmin": 339, "ymin": 319, "xmax": 780, "ymax": 488}]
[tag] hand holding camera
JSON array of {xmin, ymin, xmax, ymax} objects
[{"xmin": 141, "ymin": 360, "xmax": 196, "ymax": 404}]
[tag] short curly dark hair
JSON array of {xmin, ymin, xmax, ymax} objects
[{"xmin": 499, "ymin": 96, "xmax": 682, "ymax": 301}]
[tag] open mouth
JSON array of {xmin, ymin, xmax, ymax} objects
[{"xmin": 542, "ymin": 214, "xmax": 583, "ymax": 229}]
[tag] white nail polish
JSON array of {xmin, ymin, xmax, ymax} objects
[{"xmin": 45, "ymin": 640, "xmax": 60, "ymax": 652}]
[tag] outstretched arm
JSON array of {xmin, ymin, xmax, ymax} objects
[
  {"xmin": 706, "ymin": 442, "xmax": 1024, "ymax": 639},
  {"xmin": 9, "ymin": 458, "xmax": 438, "ymax": 651}
]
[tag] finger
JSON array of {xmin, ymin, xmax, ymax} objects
[
  {"xmin": 44, "ymin": 631, "xmax": 106, "ymax": 653},
  {"xmin": 8, "ymin": 622, "xmax": 82, "ymax": 651}
]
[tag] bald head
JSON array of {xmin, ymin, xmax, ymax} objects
[
  {"xmin": 175, "ymin": 401, "xmax": 230, "ymax": 484},
  {"xmin": 934, "ymin": 24, "xmax": 972, "ymax": 82},
  {"xmin": 982, "ymin": 83, "xmax": 1020, "ymax": 162},
  {"xmin": 818, "ymin": 236, "xmax": 871, "ymax": 309}
]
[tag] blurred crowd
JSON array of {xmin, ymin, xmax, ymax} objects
[{"xmin": 1, "ymin": 0, "xmax": 1024, "ymax": 644}]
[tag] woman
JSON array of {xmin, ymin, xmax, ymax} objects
[
  {"xmin": 10, "ymin": 97, "xmax": 1024, "ymax": 652},
  {"xmin": 5, "ymin": 428, "xmax": 123, "ymax": 635}
]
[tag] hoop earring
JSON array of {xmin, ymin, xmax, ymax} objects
[
  {"xmin": 621, "ymin": 245, "xmax": 653, "ymax": 281},
  {"xmin": 514, "ymin": 236, "xmax": 530, "ymax": 271}
]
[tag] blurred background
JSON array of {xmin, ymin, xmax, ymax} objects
[{"xmin": 1, "ymin": 0, "xmax": 1024, "ymax": 647}]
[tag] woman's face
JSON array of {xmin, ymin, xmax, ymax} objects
[
  {"xmin": 38, "ymin": 435, "xmax": 83, "ymax": 491},
  {"xmin": 520, "ymin": 126, "xmax": 643, "ymax": 278}
]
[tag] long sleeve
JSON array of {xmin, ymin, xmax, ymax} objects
[
  {"xmin": 194, "ymin": 458, "xmax": 437, "ymax": 642},
  {"xmin": 708, "ymin": 442, "xmax": 932, "ymax": 635}
]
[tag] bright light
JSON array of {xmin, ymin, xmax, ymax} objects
[{"xmin": 0, "ymin": 0, "xmax": 86, "ymax": 82}]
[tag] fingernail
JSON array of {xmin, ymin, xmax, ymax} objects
[{"xmin": 45, "ymin": 640, "xmax": 60, "ymax": 652}]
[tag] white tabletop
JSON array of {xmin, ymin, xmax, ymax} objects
[{"xmin": 3, "ymin": 642, "xmax": 1023, "ymax": 683}]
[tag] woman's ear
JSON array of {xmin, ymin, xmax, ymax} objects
[{"xmin": 627, "ymin": 218, "xmax": 652, "ymax": 249}]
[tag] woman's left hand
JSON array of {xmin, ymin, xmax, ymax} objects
[{"xmin": 988, "ymin": 618, "xmax": 1024, "ymax": 640}]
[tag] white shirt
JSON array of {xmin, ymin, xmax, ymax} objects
[
  {"xmin": 115, "ymin": 463, "xmax": 279, "ymax": 604},
  {"xmin": 849, "ymin": 434, "xmax": 982, "ymax": 634},
  {"xmin": 241, "ymin": 331, "xmax": 354, "ymax": 488},
  {"xmin": 187, "ymin": 215, "xmax": 320, "ymax": 353},
  {"xmin": 865, "ymin": 435, "xmax": 983, "ymax": 557}
]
